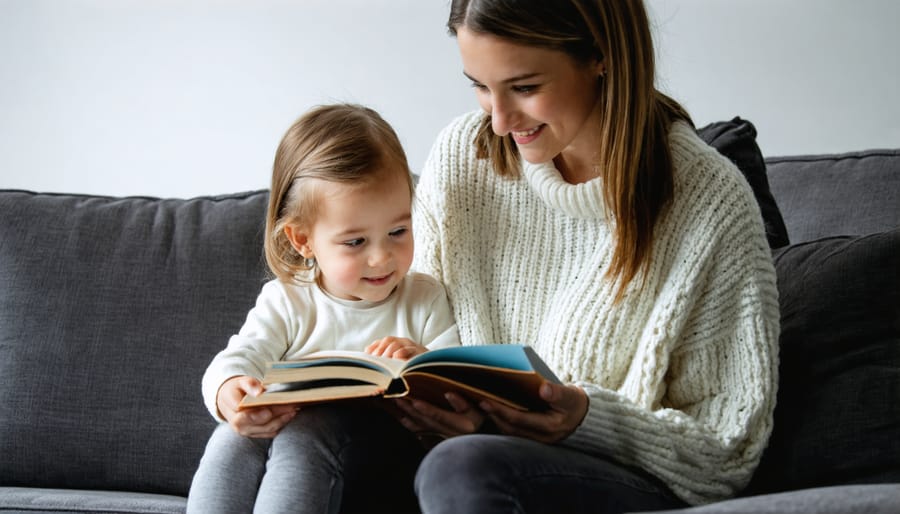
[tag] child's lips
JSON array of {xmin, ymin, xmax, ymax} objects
[{"xmin": 364, "ymin": 272, "xmax": 393, "ymax": 285}]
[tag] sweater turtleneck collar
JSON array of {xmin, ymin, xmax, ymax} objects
[{"xmin": 521, "ymin": 160, "xmax": 608, "ymax": 220}]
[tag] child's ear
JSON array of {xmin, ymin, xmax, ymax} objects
[{"xmin": 284, "ymin": 225, "xmax": 314, "ymax": 259}]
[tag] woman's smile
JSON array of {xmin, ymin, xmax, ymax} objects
[{"xmin": 512, "ymin": 124, "xmax": 545, "ymax": 144}]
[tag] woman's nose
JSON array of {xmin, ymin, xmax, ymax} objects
[{"xmin": 489, "ymin": 95, "xmax": 515, "ymax": 136}]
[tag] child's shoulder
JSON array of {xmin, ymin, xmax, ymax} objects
[
  {"xmin": 256, "ymin": 277, "xmax": 319, "ymax": 304},
  {"xmin": 406, "ymin": 271, "xmax": 443, "ymax": 287},
  {"xmin": 402, "ymin": 272, "xmax": 449, "ymax": 299}
]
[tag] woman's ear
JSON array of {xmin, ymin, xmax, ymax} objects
[
  {"xmin": 284, "ymin": 224, "xmax": 314, "ymax": 259},
  {"xmin": 594, "ymin": 57, "xmax": 607, "ymax": 78}
]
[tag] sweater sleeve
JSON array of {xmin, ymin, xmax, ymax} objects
[{"xmin": 563, "ymin": 161, "xmax": 780, "ymax": 505}]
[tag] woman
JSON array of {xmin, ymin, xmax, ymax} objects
[{"xmin": 397, "ymin": 0, "xmax": 780, "ymax": 512}]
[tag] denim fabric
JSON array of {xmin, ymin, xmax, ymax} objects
[
  {"xmin": 186, "ymin": 403, "xmax": 424, "ymax": 514},
  {"xmin": 415, "ymin": 434, "xmax": 686, "ymax": 514}
]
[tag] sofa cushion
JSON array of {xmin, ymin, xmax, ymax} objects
[
  {"xmin": 743, "ymin": 228, "xmax": 900, "ymax": 495},
  {"xmin": 698, "ymin": 117, "xmax": 790, "ymax": 249},
  {"xmin": 0, "ymin": 189, "xmax": 270, "ymax": 496},
  {"xmin": 0, "ymin": 486, "xmax": 186, "ymax": 514},
  {"xmin": 766, "ymin": 149, "xmax": 900, "ymax": 243},
  {"xmin": 632, "ymin": 484, "xmax": 900, "ymax": 514}
]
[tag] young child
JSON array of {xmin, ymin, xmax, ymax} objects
[{"xmin": 187, "ymin": 103, "xmax": 459, "ymax": 513}]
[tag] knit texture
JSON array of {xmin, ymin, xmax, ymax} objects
[{"xmin": 412, "ymin": 111, "xmax": 780, "ymax": 505}]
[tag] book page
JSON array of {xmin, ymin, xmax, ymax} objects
[{"xmin": 269, "ymin": 349, "xmax": 408, "ymax": 377}]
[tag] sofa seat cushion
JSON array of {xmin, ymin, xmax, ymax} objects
[
  {"xmin": 744, "ymin": 228, "xmax": 900, "ymax": 494},
  {"xmin": 0, "ymin": 487, "xmax": 185, "ymax": 514},
  {"xmin": 630, "ymin": 484, "xmax": 900, "ymax": 514},
  {"xmin": 0, "ymin": 190, "xmax": 270, "ymax": 497}
]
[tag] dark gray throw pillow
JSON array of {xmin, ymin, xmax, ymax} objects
[
  {"xmin": 698, "ymin": 117, "xmax": 790, "ymax": 249},
  {"xmin": 742, "ymin": 228, "xmax": 900, "ymax": 495}
]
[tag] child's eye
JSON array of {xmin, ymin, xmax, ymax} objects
[
  {"xmin": 389, "ymin": 227, "xmax": 408, "ymax": 238},
  {"xmin": 342, "ymin": 238, "xmax": 365, "ymax": 248}
]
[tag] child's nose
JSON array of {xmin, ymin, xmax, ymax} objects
[{"xmin": 368, "ymin": 245, "xmax": 391, "ymax": 267}]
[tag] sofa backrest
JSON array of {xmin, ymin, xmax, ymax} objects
[
  {"xmin": 766, "ymin": 149, "xmax": 900, "ymax": 243},
  {"xmin": 0, "ymin": 189, "xmax": 269, "ymax": 496}
]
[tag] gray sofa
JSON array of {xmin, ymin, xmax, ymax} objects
[{"xmin": 1, "ymin": 119, "xmax": 898, "ymax": 513}]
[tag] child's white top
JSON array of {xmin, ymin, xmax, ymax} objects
[{"xmin": 202, "ymin": 271, "xmax": 459, "ymax": 420}]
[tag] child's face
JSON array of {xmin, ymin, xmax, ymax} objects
[{"xmin": 292, "ymin": 171, "xmax": 414, "ymax": 302}]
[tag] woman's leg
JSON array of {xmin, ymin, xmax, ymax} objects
[
  {"xmin": 415, "ymin": 434, "xmax": 686, "ymax": 514},
  {"xmin": 186, "ymin": 423, "xmax": 270, "ymax": 514},
  {"xmin": 256, "ymin": 402, "xmax": 426, "ymax": 514}
]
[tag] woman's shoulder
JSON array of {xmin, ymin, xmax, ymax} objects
[
  {"xmin": 418, "ymin": 110, "xmax": 490, "ymax": 194},
  {"xmin": 667, "ymin": 120, "xmax": 755, "ymax": 202},
  {"xmin": 662, "ymin": 122, "xmax": 770, "ymax": 256},
  {"xmin": 438, "ymin": 109, "xmax": 484, "ymax": 138},
  {"xmin": 429, "ymin": 110, "xmax": 484, "ymax": 160},
  {"xmin": 669, "ymin": 121, "xmax": 744, "ymax": 187}
]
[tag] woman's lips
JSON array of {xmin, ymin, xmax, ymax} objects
[{"xmin": 512, "ymin": 124, "xmax": 544, "ymax": 145}]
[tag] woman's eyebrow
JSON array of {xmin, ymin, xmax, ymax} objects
[{"xmin": 463, "ymin": 71, "xmax": 542, "ymax": 84}]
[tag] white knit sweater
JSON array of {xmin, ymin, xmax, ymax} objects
[{"xmin": 411, "ymin": 111, "xmax": 780, "ymax": 505}]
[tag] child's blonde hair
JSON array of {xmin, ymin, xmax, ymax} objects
[{"xmin": 265, "ymin": 103, "xmax": 414, "ymax": 283}]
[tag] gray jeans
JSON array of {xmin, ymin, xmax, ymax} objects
[
  {"xmin": 186, "ymin": 402, "xmax": 424, "ymax": 514},
  {"xmin": 188, "ymin": 402, "xmax": 684, "ymax": 514},
  {"xmin": 415, "ymin": 434, "xmax": 685, "ymax": 514}
]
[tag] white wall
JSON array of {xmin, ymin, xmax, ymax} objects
[
  {"xmin": 650, "ymin": 0, "xmax": 900, "ymax": 159},
  {"xmin": 1, "ymin": 0, "xmax": 898, "ymax": 198}
]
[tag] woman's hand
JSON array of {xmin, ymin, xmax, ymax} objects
[
  {"xmin": 366, "ymin": 336, "xmax": 427, "ymax": 359},
  {"xmin": 480, "ymin": 381, "xmax": 589, "ymax": 443},
  {"xmin": 216, "ymin": 375, "xmax": 297, "ymax": 438},
  {"xmin": 393, "ymin": 382, "xmax": 588, "ymax": 443},
  {"xmin": 393, "ymin": 392, "xmax": 486, "ymax": 438}
]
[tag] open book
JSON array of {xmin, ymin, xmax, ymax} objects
[{"xmin": 239, "ymin": 344, "xmax": 561, "ymax": 412}]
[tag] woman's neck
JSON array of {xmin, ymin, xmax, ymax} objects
[{"xmin": 553, "ymin": 152, "xmax": 598, "ymax": 184}]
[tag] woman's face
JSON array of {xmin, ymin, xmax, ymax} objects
[{"xmin": 456, "ymin": 26, "xmax": 605, "ymax": 174}]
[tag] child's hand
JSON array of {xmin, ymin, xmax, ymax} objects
[
  {"xmin": 216, "ymin": 375, "xmax": 297, "ymax": 438},
  {"xmin": 366, "ymin": 336, "xmax": 427, "ymax": 360}
]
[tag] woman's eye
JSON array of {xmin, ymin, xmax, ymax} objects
[
  {"xmin": 470, "ymin": 81, "xmax": 488, "ymax": 91},
  {"xmin": 343, "ymin": 238, "xmax": 365, "ymax": 248},
  {"xmin": 512, "ymin": 84, "xmax": 537, "ymax": 94}
]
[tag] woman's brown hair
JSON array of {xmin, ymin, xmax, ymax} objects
[
  {"xmin": 448, "ymin": 0, "xmax": 692, "ymax": 299},
  {"xmin": 265, "ymin": 103, "xmax": 414, "ymax": 283}
]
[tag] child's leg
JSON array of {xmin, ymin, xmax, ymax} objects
[
  {"xmin": 256, "ymin": 402, "xmax": 425, "ymax": 514},
  {"xmin": 186, "ymin": 422, "xmax": 270, "ymax": 514}
]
